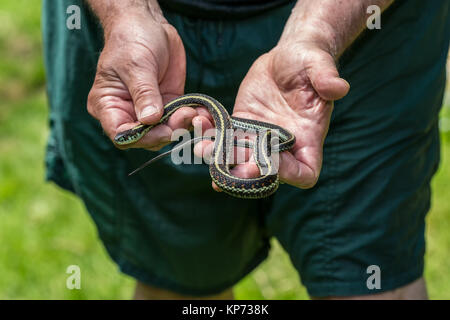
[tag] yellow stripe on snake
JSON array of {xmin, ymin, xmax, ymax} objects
[{"xmin": 114, "ymin": 94, "xmax": 295, "ymax": 199}]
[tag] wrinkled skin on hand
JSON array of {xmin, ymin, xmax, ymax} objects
[
  {"xmin": 87, "ymin": 9, "xmax": 349, "ymax": 192},
  {"xmin": 87, "ymin": 13, "xmax": 209, "ymax": 151},
  {"xmin": 194, "ymin": 42, "xmax": 349, "ymax": 190}
]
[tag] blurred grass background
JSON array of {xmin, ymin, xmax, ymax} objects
[{"xmin": 0, "ymin": 0, "xmax": 449, "ymax": 299}]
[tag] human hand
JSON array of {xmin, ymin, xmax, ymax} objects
[
  {"xmin": 194, "ymin": 41, "xmax": 349, "ymax": 190},
  {"xmin": 87, "ymin": 7, "xmax": 199, "ymax": 150}
]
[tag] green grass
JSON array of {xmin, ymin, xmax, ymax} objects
[{"xmin": 0, "ymin": 0, "xmax": 449, "ymax": 299}]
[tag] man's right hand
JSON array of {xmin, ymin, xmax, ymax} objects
[{"xmin": 87, "ymin": 3, "xmax": 196, "ymax": 150}]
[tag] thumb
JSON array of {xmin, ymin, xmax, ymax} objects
[
  {"xmin": 121, "ymin": 67, "xmax": 164, "ymax": 125},
  {"xmin": 307, "ymin": 53, "xmax": 350, "ymax": 101}
]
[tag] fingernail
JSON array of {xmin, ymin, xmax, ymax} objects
[
  {"xmin": 342, "ymin": 79, "xmax": 351, "ymax": 87},
  {"xmin": 140, "ymin": 106, "xmax": 158, "ymax": 119},
  {"xmin": 192, "ymin": 117, "xmax": 202, "ymax": 129}
]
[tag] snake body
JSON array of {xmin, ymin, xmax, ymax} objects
[{"xmin": 114, "ymin": 94, "xmax": 295, "ymax": 199}]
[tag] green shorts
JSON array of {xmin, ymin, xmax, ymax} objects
[{"xmin": 42, "ymin": 0, "xmax": 450, "ymax": 297}]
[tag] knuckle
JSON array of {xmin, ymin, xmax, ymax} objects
[
  {"xmin": 121, "ymin": 49, "xmax": 158, "ymax": 73},
  {"xmin": 96, "ymin": 53, "xmax": 116, "ymax": 78},
  {"xmin": 130, "ymin": 84, "xmax": 160, "ymax": 109},
  {"xmin": 131, "ymin": 84, "xmax": 154, "ymax": 99},
  {"xmin": 163, "ymin": 24, "xmax": 181, "ymax": 40},
  {"xmin": 121, "ymin": 53, "xmax": 142, "ymax": 71},
  {"xmin": 96, "ymin": 64, "xmax": 116, "ymax": 80}
]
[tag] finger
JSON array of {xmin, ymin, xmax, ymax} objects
[
  {"xmin": 193, "ymin": 138, "xmax": 251, "ymax": 164},
  {"xmin": 115, "ymin": 123, "xmax": 173, "ymax": 150},
  {"xmin": 118, "ymin": 59, "xmax": 164, "ymax": 125},
  {"xmin": 307, "ymin": 54, "xmax": 350, "ymax": 101},
  {"xmin": 92, "ymin": 97, "xmax": 137, "ymax": 143},
  {"xmin": 193, "ymin": 140, "xmax": 214, "ymax": 162},
  {"xmin": 212, "ymin": 181, "xmax": 222, "ymax": 192},
  {"xmin": 232, "ymin": 129, "xmax": 254, "ymax": 164},
  {"xmin": 229, "ymin": 162, "xmax": 260, "ymax": 178},
  {"xmin": 278, "ymin": 152, "xmax": 318, "ymax": 189},
  {"xmin": 166, "ymin": 107, "xmax": 198, "ymax": 130},
  {"xmin": 192, "ymin": 115, "xmax": 214, "ymax": 134},
  {"xmin": 196, "ymin": 107, "xmax": 214, "ymax": 123},
  {"xmin": 192, "ymin": 125, "xmax": 216, "ymax": 158},
  {"xmin": 231, "ymin": 145, "xmax": 252, "ymax": 165},
  {"xmin": 145, "ymin": 140, "xmax": 172, "ymax": 151},
  {"xmin": 212, "ymin": 161, "xmax": 260, "ymax": 193},
  {"xmin": 160, "ymin": 24, "xmax": 187, "ymax": 97}
]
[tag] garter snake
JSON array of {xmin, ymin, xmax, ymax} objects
[{"xmin": 114, "ymin": 94, "xmax": 295, "ymax": 199}]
